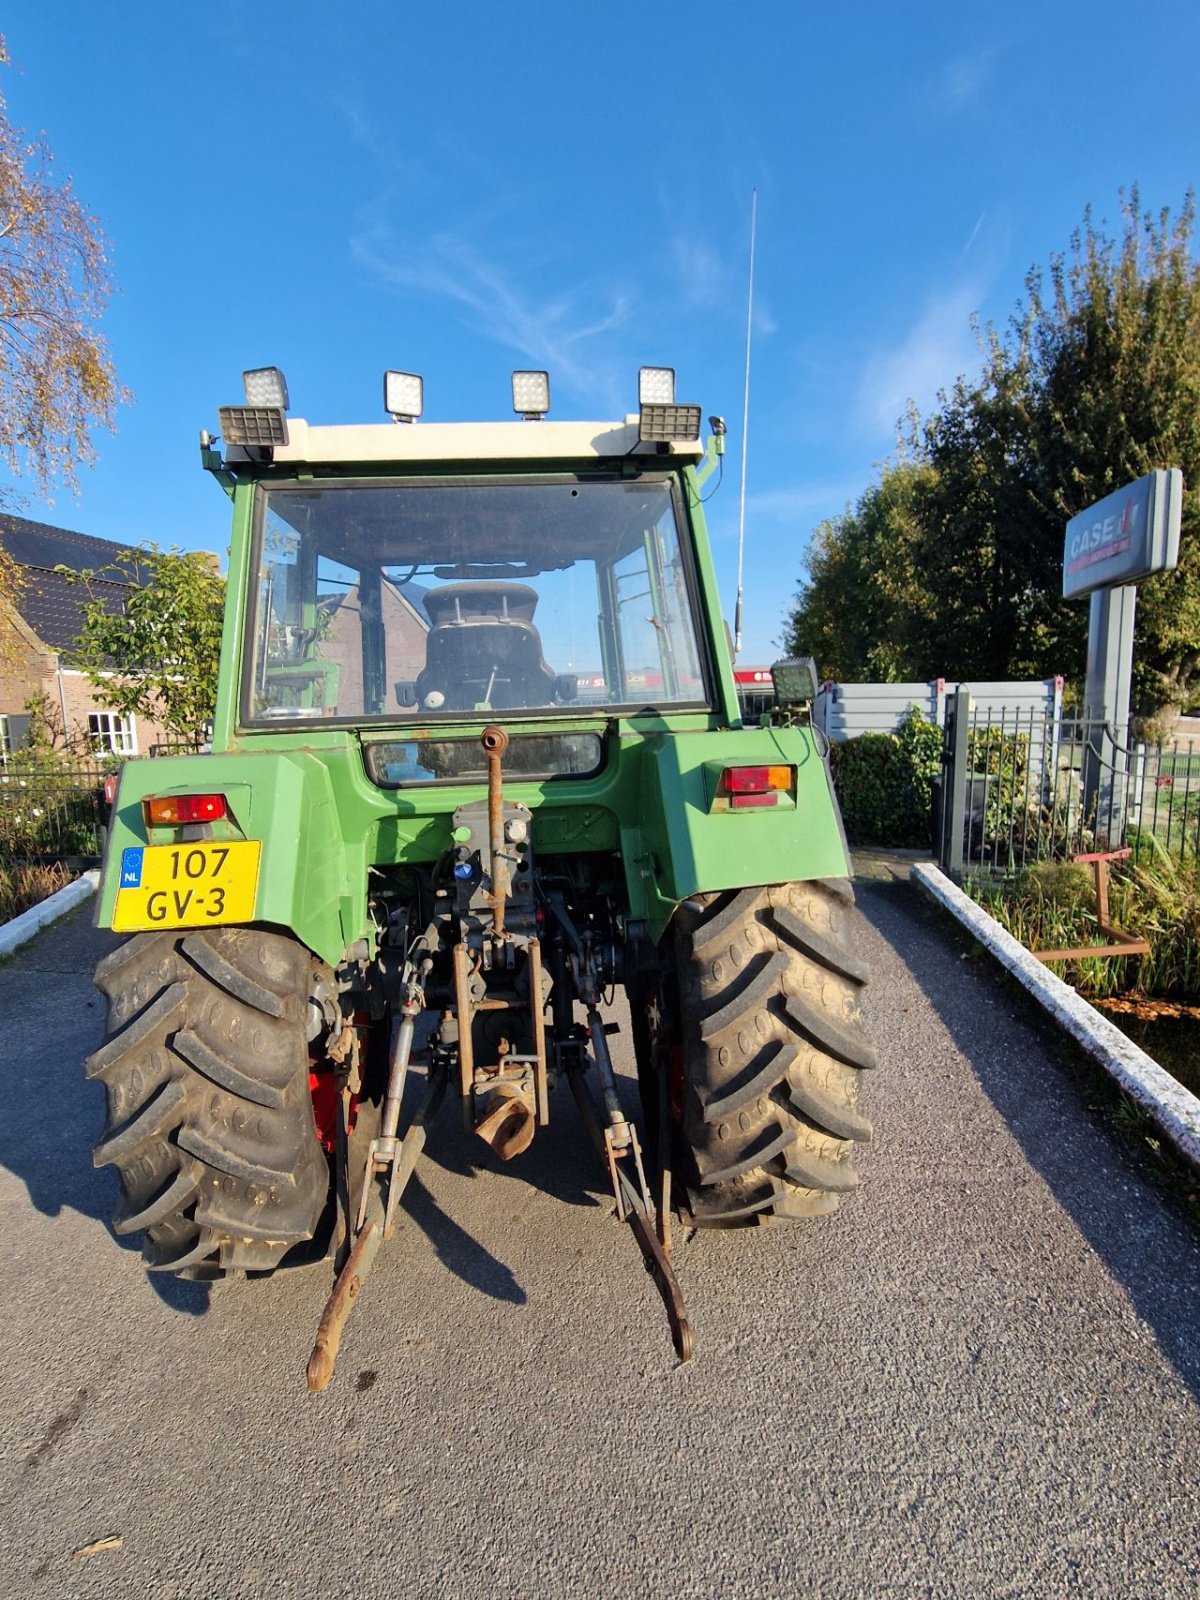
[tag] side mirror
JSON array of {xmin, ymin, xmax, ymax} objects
[
  {"xmin": 553, "ymin": 673, "xmax": 578, "ymax": 703},
  {"xmin": 395, "ymin": 681, "xmax": 417, "ymax": 708}
]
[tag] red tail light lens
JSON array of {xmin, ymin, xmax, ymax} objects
[
  {"xmin": 723, "ymin": 765, "xmax": 793, "ymax": 793},
  {"xmin": 720, "ymin": 764, "xmax": 793, "ymax": 812},
  {"xmin": 721, "ymin": 765, "xmax": 795, "ymax": 811},
  {"xmin": 142, "ymin": 793, "xmax": 228, "ymax": 827}
]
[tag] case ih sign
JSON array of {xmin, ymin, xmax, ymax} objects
[{"xmin": 1062, "ymin": 468, "xmax": 1182, "ymax": 599}]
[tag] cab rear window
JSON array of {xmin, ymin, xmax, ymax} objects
[{"xmin": 364, "ymin": 731, "xmax": 604, "ymax": 786}]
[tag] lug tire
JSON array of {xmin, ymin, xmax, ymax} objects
[
  {"xmin": 662, "ymin": 879, "xmax": 877, "ymax": 1227},
  {"xmin": 87, "ymin": 926, "xmax": 332, "ymax": 1277}
]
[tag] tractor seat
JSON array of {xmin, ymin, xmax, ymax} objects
[{"xmin": 414, "ymin": 582, "xmax": 558, "ymax": 711}]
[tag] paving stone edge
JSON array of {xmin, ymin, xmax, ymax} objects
[
  {"xmin": 0, "ymin": 870, "xmax": 100, "ymax": 960},
  {"xmin": 912, "ymin": 860, "xmax": 1200, "ymax": 1173}
]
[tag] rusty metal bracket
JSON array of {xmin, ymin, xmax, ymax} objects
[
  {"xmin": 627, "ymin": 1204, "xmax": 695, "ymax": 1363},
  {"xmin": 306, "ymin": 1218, "xmax": 381, "ymax": 1393},
  {"xmin": 1033, "ymin": 848, "xmax": 1151, "ymax": 963},
  {"xmin": 604, "ymin": 1120, "xmax": 651, "ymax": 1223}
]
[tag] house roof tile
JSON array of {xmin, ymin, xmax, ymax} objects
[{"xmin": 0, "ymin": 513, "xmax": 145, "ymax": 654}]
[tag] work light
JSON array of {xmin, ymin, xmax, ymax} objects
[
  {"xmin": 384, "ymin": 371, "xmax": 424, "ymax": 422},
  {"xmin": 638, "ymin": 402, "xmax": 703, "ymax": 443},
  {"xmin": 242, "ymin": 367, "xmax": 290, "ymax": 410},
  {"xmin": 771, "ymin": 658, "xmax": 819, "ymax": 707},
  {"xmin": 512, "ymin": 370, "xmax": 551, "ymax": 418},
  {"xmin": 638, "ymin": 366, "xmax": 676, "ymax": 405},
  {"xmin": 218, "ymin": 406, "xmax": 289, "ymax": 448}
]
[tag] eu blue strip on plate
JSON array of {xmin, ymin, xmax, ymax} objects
[{"xmin": 120, "ymin": 847, "xmax": 144, "ymax": 888}]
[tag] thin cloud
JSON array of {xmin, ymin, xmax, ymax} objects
[
  {"xmin": 671, "ymin": 234, "xmax": 726, "ymax": 309},
  {"xmin": 856, "ymin": 285, "xmax": 983, "ymax": 437},
  {"xmin": 753, "ymin": 297, "xmax": 779, "ymax": 338},
  {"xmin": 744, "ymin": 481, "xmax": 859, "ymax": 521},
  {"xmin": 958, "ymin": 210, "xmax": 987, "ymax": 263},
  {"xmin": 668, "ymin": 231, "xmax": 778, "ymax": 335},
  {"xmin": 923, "ymin": 49, "xmax": 994, "ymax": 116},
  {"xmin": 351, "ymin": 217, "xmax": 631, "ymax": 405}
]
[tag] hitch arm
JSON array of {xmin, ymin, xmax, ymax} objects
[
  {"xmin": 306, "ymin": 1065, "xmax": 449, "ymax": 1393},
  {"xmin": 566, "ymin": 1067, "xmax": 695, "ymax": 1363}
]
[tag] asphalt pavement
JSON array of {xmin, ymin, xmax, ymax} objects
[{"xmin": 1, "ymin": 880, "xmax": 1197, "ymax": 1600}]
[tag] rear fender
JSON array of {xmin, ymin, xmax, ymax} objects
[
  {"xmin": 95, "ymin": 751, "xmax": 355, "ymax": 967},
  {"xmin": 623, "ymin": 724, "xmax": 850, "ymax": 943}
]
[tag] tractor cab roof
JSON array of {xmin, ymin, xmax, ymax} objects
[{"xmin": 223, "ymin": 416, "xmax": 706, "ymax": 471}]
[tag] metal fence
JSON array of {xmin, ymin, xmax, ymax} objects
[
  {"xmin": 935, "ymin": 689, "xmax": 1199, "ymax": 878},
  {"xmin": 0, "ymin": 758, "xmax": 113, "ymax": 864}
]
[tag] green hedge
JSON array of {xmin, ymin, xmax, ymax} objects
[{"xmin": 828, "ymin": 709, "xmax": 942, "ymax": 847}]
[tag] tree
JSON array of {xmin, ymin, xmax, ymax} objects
[
  {"xmin": 787, "ymin": 191, "xmax": 1200, "ymax": 712},
  {"xmin": 0, "ymin": 535, "xmax": 23, "ymax": 671},
  {"xmin": 1024, "ymin": 191, "xmax": 1200, "ymax": 709},
  {"xmin": 787, "ymin": 460, "xmax": 936, "ymax": 680},
  {"xmin": 63, "ymin": 546, "xmax": 225, "ymax": 747},
  {"xmin": 0, "ymin": 35, "xmax": 127, "ymax": 495}
]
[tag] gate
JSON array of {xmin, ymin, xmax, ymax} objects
[{"xmin": 935, "ymin": 691, "xmax": 1200, "ymax": 879}]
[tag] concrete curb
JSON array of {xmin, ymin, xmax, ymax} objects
[
  {"xmin": 911, "ymin": 861, "xmax": 1200, "ymax": 1173},
  {"xmin": 0, "ymin": 869, "xmax": 100, "ymax": 960}
]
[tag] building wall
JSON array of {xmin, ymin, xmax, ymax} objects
[
  {"xmin": 0, "ymin": 607, "xmax": 54, "ymax": 720},
  {"xmin": 55, "ymin": 669, "xmax": 172, "ymax": 754}
]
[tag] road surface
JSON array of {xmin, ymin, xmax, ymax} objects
[{"xmin": 1, "ymin": 880, "xmax": 1197, "ymax": 1598}]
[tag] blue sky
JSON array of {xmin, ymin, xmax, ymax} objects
[{"xmin": 3, "ymin": 2, "xmax": 1198, "ymax": 662}]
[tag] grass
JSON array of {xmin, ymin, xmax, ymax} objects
[
  {"xmin": 0, "ymin": 860, "xmax": 72, "ymax": 923},
  {"xmin": 969, "ymin": 841, "xmax": 1200, "ymax": 1001}
]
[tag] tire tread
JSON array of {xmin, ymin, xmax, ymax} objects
[
  {"xmin": 87, "ymin": 927, "xmax": 330, "ymax": 1278},
  {"xmin": 671, "ymin": 879, "xmax": 876, "ymax": 1229}
]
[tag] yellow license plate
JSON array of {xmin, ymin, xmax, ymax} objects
[{"xmin": 112, "ymin": 840, "xmax": 261, "ymax": 932}]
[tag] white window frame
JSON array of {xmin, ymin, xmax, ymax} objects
[
  {"xmin": 88, "ymin": 710, "xmax": 138, "ymax": 756},
  {"xmin": 0, "ymin": 714, "xmax": 9, "ymax": 758}
]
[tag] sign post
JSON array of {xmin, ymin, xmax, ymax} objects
[{"xmin": 1062, "ymin": 469, "xmax": 1182, "ymax": 843}]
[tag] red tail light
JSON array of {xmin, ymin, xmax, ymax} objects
[
  {"xmin": 721, "ymin": 765, "xmax": 794, "ymax": 810},
  {"xmin": 142, "ymin": 793, "xmax": 228, "ymax": 827}
]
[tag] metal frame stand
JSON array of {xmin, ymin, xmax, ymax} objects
[{"xmin": 1032, "ymin": 848, "xmax": 1150, "ymax": 964}]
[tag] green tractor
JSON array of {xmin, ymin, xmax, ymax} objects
[{"xmin": 87, "ymin": 365, "xmax": 876, "ymax": 1385}]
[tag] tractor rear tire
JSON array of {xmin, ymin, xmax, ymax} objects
[
  {"xmin": 87, "ymin": 926, "xmax": 332, "ymax": 1277},
  {"xmin": 667, "ymin": 879, "xmax": 877, "ymax": 1227}
]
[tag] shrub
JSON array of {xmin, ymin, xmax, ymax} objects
[
  {"xmin": 0, "ymin": 748, "xmax": 109, "ymax": 862},
  {"xmin": 829, "ymin": 707, "xmax": 941, "ymax": 847}
]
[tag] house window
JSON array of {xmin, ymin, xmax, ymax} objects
[
  {"xmin": 88, "ymin": 711, "xmax": 137, "ymax": 756},
  {"xmin": 0, "ymin": 715, "xmax": 9, "ymax": 758}
]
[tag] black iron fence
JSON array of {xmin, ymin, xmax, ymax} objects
[
  {"xmin": 0, "ymin": 757, "xmax": 114, "ymax": 865},
  {"xmin": 935, "ymin": 690, "xmax": 1199, "ymax": 878}
]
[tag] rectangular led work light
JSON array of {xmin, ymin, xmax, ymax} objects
[
  {"xmin": 218, "ymin": 406, "xmax": 289, "ymax": 448},
  {"xmin": 512, "ymin": 370, "xmax": 551, "ymax": 417},
  {"xmin": 384, "ymin": 370, "xmax": 424, "ymax": 421},
  {"xmin": 638, "ymin": 366, "xmax": 676, "ymax": 405},
  {"xmin": 638, "ymin": 402, "xmax": 703, "ymax": 442},
  {"xmin": 242, "ymin": 367, "xmax": 290, "ymax": 409}
]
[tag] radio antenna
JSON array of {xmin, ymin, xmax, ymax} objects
[{"xmin": 733, "ymin": 187, "xmax": 757, "ymax": 658}]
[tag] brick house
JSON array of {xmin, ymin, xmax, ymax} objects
[{"xmin": 0, "ymin": 515, "xmax": 175, "ymax": 758}]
